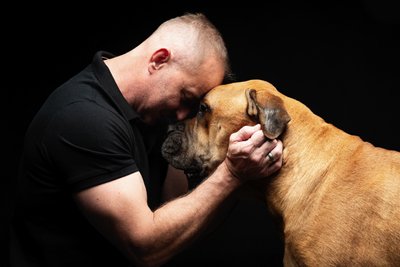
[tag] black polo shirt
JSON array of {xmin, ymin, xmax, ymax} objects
[{"xmin": 10, "ymin": 51, "xmax": 168, "ymax": 267}]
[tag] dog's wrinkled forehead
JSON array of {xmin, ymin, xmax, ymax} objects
[
  {"xmin": 203, "ymin": 80, "xmax": 277, "ymax": 117},
  {"xmin": 204, "ymin": 86, "xmax": 247, "ymax": 116}
]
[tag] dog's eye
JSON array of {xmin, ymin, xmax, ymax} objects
[{"xmin": 197, "ymin": 103, "xmax": 209, "ymax": 117}]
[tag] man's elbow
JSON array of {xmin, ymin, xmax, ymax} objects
[{"xmin": 125, "ymin": 236, "xmax": 172, "ymax": 267}]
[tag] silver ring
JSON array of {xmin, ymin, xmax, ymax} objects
[{"xmin": 267, "ymin": 152, "xmax": 274, "ymax": 162}]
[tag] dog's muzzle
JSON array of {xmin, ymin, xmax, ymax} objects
[{"xmin": 161, "ymin": 122, "xmax": 208, "ymax": 187}]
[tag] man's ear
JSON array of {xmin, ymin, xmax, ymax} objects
[
  {"xmin": 148, "ymin": 48, "xmax": 170, "ymax": 73},
  {"xmin": 246, "ymin": 88, "xmax": 291, "ymax": 139}
]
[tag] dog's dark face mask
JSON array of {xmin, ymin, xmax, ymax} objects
[{"xmin": 161, "ymin": 122, "xmax": 210, "ymax": 187}]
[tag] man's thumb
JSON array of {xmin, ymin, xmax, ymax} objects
[{"xmin": 230, "ymin": 124, "xmax": 261, "ymax": 142}]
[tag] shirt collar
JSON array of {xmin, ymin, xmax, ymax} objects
[{"xmin": 91, "ymin": 50, "xmax": 139, "ymax": 122}]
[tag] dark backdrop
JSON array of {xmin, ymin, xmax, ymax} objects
[{"xmin": 4, "ymin": 1, "xmax": 399, "ymax": 266}]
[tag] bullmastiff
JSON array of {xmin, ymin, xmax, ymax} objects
[{"xmin": 161, "ymin": 79, "xmax": 400, "ymax": 266}]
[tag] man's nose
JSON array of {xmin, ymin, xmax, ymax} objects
[{"xmin": 176, "ymin": 108, "xmax": 192, "ymax": 121}]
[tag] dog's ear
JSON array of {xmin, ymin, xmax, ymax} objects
[{"xmin": 246, "ymin": 88, "xmax": 291, "ymax": 139}]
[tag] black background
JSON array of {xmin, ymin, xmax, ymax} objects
[{"xmin": 4, "ymin": 1, "xmax": 399, "ymax": 266}]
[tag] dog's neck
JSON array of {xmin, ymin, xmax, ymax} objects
[{"xmin": 264, "ymin": 94, "xmax": 364, "ymax": 229}]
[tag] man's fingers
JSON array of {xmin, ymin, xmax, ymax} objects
[
  {"xmin": 228, "ymin": 130, "xmax": 266, "ymax": 158},
  {"xmin": 262, "ymin": 157, "xmax": 282, "ymax": 176},
  {"xmin": 248, "ymin": 129, "xmax": 269, "ymax": 147},
  {"xmin": 230, "ymin": 124, "xmax": 261, "ymax": 142},
  {"xmin": 257, "ymin": 140, "xmax": 283, "ymax": 175},
  {"xmin": 250, "ymin": 138, "xmax": 279, "ymax": 163},
  {"xmin": 268, "ymin": 140, "xmax": 282, "ymax": 163}
]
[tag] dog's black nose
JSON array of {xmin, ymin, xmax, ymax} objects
[{"xmin": 166, "ymin": 122, "xmax": 185, "ymax": 134}]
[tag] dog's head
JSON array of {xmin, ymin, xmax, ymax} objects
[{"xmin": 161, "ymin": 79, "xmax": 291, "ymax": 185}]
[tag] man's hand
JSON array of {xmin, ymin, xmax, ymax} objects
[{"xmin": 224, "ymin": 124, "xmax": 283, "ymax": 181}]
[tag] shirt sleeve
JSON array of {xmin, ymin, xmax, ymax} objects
[{"xmin": 42, "ymin": 101, "xmax": 138, "ymax": 192}]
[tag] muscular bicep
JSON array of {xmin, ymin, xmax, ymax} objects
[{"xmin": 73, "ymin": 172, "xmax": 153, "ymax": 261}]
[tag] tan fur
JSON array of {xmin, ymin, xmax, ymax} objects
[{"xmin": 170, "ymin": 79, "xmax": 400, "ymax": 266}]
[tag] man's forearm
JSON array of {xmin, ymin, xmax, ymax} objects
[{"xmin": 133, "ymin": 162, "xmax": 241, "ymax": 266}]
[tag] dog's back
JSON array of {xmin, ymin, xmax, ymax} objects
[{"xmin": 259, "ymin": 83, "xmax": 400, "ymax": 266}]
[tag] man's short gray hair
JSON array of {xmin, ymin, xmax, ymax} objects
[{"xmin": 152, "ymin": 13, "xmax": 234, "ymax": 82}]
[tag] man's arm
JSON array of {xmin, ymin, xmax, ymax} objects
[{"xmin": 74, "ymin": 125, "xmax": 283, "ymax": 267}]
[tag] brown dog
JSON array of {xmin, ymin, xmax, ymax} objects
[{"xmin": 161, "ymin": 79, "xmax": 400, "ymax": 266}]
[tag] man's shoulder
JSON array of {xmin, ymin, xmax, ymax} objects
[{"xmin": 48, "ymin": 100, "xmax": 128, "ymax": 137}]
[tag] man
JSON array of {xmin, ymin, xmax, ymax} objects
[{"xmin": 9, "ymin": 13, "xmax": 283, "ymax": 267}]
